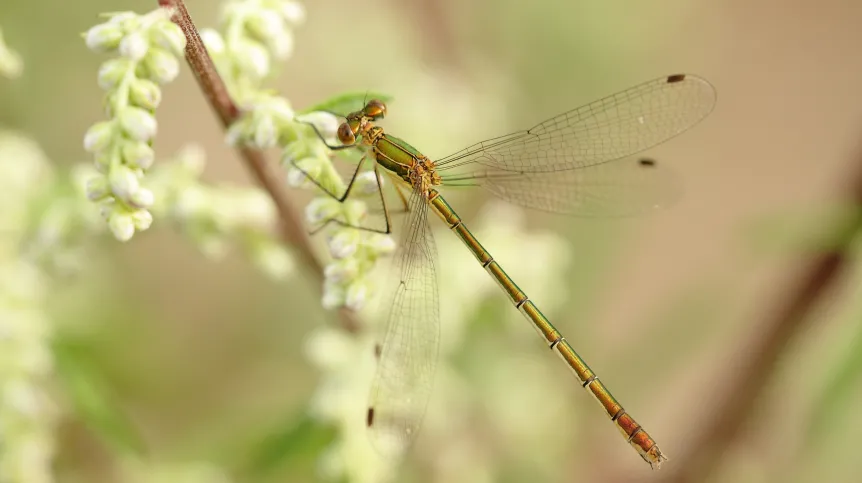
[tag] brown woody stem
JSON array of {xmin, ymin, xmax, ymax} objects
[{"xmin": 157, "ymin": 0, "xmax": 360, "ymax": 332}]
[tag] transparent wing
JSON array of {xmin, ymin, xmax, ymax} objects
[
  {"xmin": 367, "ymin": 189, "xmax": 439, "ymax": 456},
  {"xmin": 441, "ymin": 157, "xmax": 681, "ymax": 217},
  {"xmin": 435, "ymin": 74, "xmax": 715, "ymax": 173}
]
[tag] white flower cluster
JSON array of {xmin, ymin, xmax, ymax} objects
[
  {"xmin": 0, "ymin": 27, "xmax": 22, "ymax": 78},
  {"xmin": 225, "ymin": 93, "xmax": 297, "ymax": 149},
  {"xmin": 201, "ymin": 0, "xmax": 305, "ymax": 106},
  {"xmin": 204, "ymin": 0, "xmax": 306, "ymax": 151},
  {"xmin": 313, "ymin": 197, "xmax": 396, "ymax": 311},
  {"xmin": 210, "ymin": 0, "xmax": 394, "ymax": 310},
  {"xmin": 288, "ymin": 113, "xmax": 396, "ymax": 310},
  {"xmin": 82, "ymin": 8, "xmax": 187, "ymax": 241},
  {"xmin": 288, "ymin": 113, "xmax": 397, "ymax": 310},
  {"xmin": 208, "ymin": 0, "xmax": 306, "ymax": 149},
  {"xmin": 147, "ymin": 145, "xmax": 294, "ymax": 279},
  {"xmin": 0, "ymin": 132, "xmax": 58, "ymax": 483}
]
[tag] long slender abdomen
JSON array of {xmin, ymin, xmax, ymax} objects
[{"xmin": 426, "ymin": 189, "xmax": 666, "ymax": 468}]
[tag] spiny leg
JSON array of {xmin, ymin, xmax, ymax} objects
[
  {"xmin": 307, "ymin": 161, "xmax": 396, "ymax": 236},
  {"xmin": 294, "ymin": 123, "xmax": 394, "ymax": 234},
  {"xmin": 293, "ymin": 120, "xmax": 380, "ymax": 205},
  {"xmin": 289, "ymin": 148, "xmax": 368, "ymax": 204},
  {"xmin": 370, "ymin": 165, "xmax": 397, "ymax": 234},
  {"xmin": 365, "ymin": 170, "xmax": 411, "ymax": 220}
]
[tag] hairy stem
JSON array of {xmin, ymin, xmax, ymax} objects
[{"xmin": 157, "ymin": 0, "xmax": 360, "ymax": 332}]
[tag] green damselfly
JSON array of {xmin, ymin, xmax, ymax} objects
[{"xmin": 302, "ymin": 74, "xmax": 716, "ymax": 468}]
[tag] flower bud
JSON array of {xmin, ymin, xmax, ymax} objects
[
  {"xmin": 119, "ymin": 32, "xmax": 149, "ymax": 60},
  {"xmin": 151, "ymin": 20, "xmax": 186, "ymax": 57},
  {"xmin": 252, "ymin": 114, "xmax": 278, "ymax": 148},
  {"xmin": 225, "ymin": 118, "xmax": 251, "ymax": 147},
  {"xmin": 367, "ymin": 234, "xmax": 396, "ymax": 255},
  {"xmin": 327, "ymin": 229, "xmax": 360, "ymax": 259},
  {"xmin": 247, "ymin": 10, "xmax": 285, "ymax": 44},
  {"xmin": 281, "ymin": 2, "xmax": 306, "ymax": 24},
  {"xmin": 93, "ymin": 152, "xmax": 113, "ymax": 173},
  {"xmin": 109, "ymin": 165, "xmax": 140, "ymax": 200},
  {"xmin": 122, "ymin": 141, "xmax": 155, "ymax": 170},
  {"xmin": 321, "ymin": 280, "xmax": 346, "ymax": 309},
  {"xmin": 83, "ymin": 121, "xmax": 116, "ymax": 153},
  {"xmin": 118, "ymin": 107, "xmax": 157, "ymax": 141},
  {"xmin": 108, "ymin": 211, "xmax": 135, "ymax": 241},
  {"xmin": 142, "ymin": 47, "xmax": 180, "ymax": 83},
  {"xmin": 97, "ymin": 58, "xmax": 133, "ymax": 89},
  {"xmin": 342, "ymin": 199, "xmax": 368, "ymax": 225},
  {"xmin": 286, "ymin": 158, "xmax": 320, "ymax": 188},
  {"xmin": 286, "ymin": 167, "xmax": 311, "ymax": 188},
  {"xmin": 345, "ymin": 281, "xmax": 368, "ymax": 311},
  {"xmin": 199, "ymin": 29, "xmax": 225, "ymax": 55},
  {"xmin": 107, "ymin": 12, "xmax": 138, "ymax": 27},
  {"xmin": 85, "ymin": 175, "xmax": 109, "ymax": 200},
  {"xmin": 99, "ymin": 199, "xmax": 116, "ymax": 219},
  {"xmin": 264, "ymin": 95, "xmax": 295, "ymax": 120},
  {"xmin": 128, "ymin": 78, "xmax": 162, "ymax": 109},
  {"xmin": 324, "ymin": 258, "xmax": 359, "ymax": 283},
  {"xmin": 129, "ymin": 187, "xmax": 154, "ymax": 209},
  {"xmin": 281, "ymin": 140, "xmax": 310, "ymax": 165},
  {"xmin": 85, "ymin": 23, "xmax": 125, "ymax": 52},
  {"xmin": 306, "ymin": 197, "xmax": 341, "ymax": 225},
  {"xmin": 267, "ymin": 31, "xmax": 293, "ymax": 59},
  {"xmin": 296, "ymin": 111, "xmax": 339, "ymax": 140},
  {"xmin": 233, "ymin": 39, "xmax": 270, "ymax": 79},
  {"xmin": 353, "ymin": 171, "xmax": 381, "ymax": 195},
  {"xmin": 130, "ymin": 209, "xmax": 153, "ymax": 230}
]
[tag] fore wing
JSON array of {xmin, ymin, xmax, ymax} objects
[{"xmin": 366, "ymin": 189, "xmax": 440, "ymax": 456}]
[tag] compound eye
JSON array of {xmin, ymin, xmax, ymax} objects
[
  {"xmin": 337, "ymin": 122, "xmax": 356, "ymax": 145},
  {"xmin": 364, "ymin": 99, "xmax": 387, "ymax": 119}
]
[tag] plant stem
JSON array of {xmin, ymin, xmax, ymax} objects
[{"xmin": 157, "ymin": 0, "xmax": 360, "ymax": 333}]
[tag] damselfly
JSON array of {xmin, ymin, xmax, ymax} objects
[{"xmin": 301, "ymin": 74, "xmax": 716, "ymax": 468}]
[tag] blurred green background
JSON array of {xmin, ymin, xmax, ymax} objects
[{"xmin": 2, "ymin": 0, "xmax": 862, "ymax": 482}]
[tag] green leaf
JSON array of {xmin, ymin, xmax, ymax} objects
[
  {"xmin": 52, "ymin": 338, "xmax": 147, "ymax": 456},
  {"xmin": 242, "ymin": 410, "xmax": 337, "ymax": 477},
  {"xmin": 300, "ymin": 91, "xmax": 394, "ymax": 118}
]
